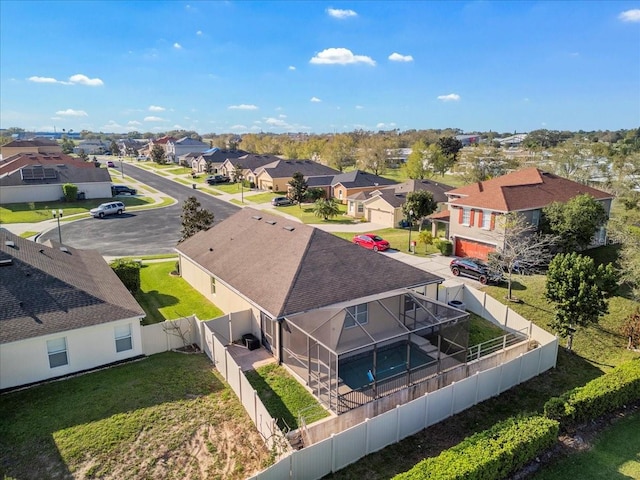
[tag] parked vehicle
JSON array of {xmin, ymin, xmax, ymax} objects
[
  {"xmin": 352, "ymin": 233, "xmax": 390, "ymax": 252},
  {"xmin": 111, "ymin": 185, "xmax": 137, "ymax": 196},
  {"xmin": 106, "ymin": 161, "xmax": 116, "ymax": 168},
  {"xmin": 206, "ymin": 174, "xmax": 230, "ymax": 185},
  {"xmin": 90, "ymin": 201, "xmax": 125, "ymax": 218},
  {"xmin": 271, "ymin": 196, "xmax": 293, "ymax": 206},
  {"xmin": 450, "ymin": 257, "xmax": 503, "ymax": 285}
]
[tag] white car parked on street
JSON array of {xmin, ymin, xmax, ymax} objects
[{"xmin": 90, "ymin": 201, "xmax": 126, "ymax": 218}]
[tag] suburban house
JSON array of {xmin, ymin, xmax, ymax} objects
[
  {"xmin": 166, "ymin": 137, "xmax": 210, "ymax": 163},
  {"xmin": 219, "ymin": 154, "xmax": 282, "ymax": 185},
  {"xmin": 253, "ymin": 159, "xmax": 340, "ymax": 192},
  {"xmin": 0, "ymin": 229, "xmax": 146, "ymax": 391},
  {"xmin": 1, "ymin": 138, "xmax": 62, "ymax": 158},
  {"xmin": 455, "ymin": 134, "xmax": 481, "ymax": 147},
  {"xmin": 74, "ymin": 139, "xmax": 110, "ymax": 155},
  {"xmin": 191, "ymin": 148, "xmax": 249, "ymax": 174},
  {"xmin": 332, "ymin": 170, "xmax": 397, "ymax": 205},
  {"xmin": 115, "ymin": 139, "xmax": 145, "ymax": 157},
  {"xmin": 176, "ymin": 208, "xmax": 472, "ymax": 414},
  {"xmin": 437, "ymin": 167, "xmax": 614, "ymax": 259},
  {"xmin": 139, "ymin": 136, "xmax": 177, "ymax": 159},
  {"xmin": 351, "ymin": 178, "xmax": 454, "ymax": 227},
  {"xmin": 0, "ymin": 153, "xmax": 113, "ymax": 204}
]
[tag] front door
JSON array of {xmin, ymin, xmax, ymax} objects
[{"xmin": 260, "ymin": 312, "xmax": 274, "ymax": 353}]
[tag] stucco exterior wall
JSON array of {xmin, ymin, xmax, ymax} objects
[
  {"xmin": 1, "ymin": 145, "xmax": 63, "ymax": 157},
  {"xmin": 0, "ymin": 182, "xmax": 112, "ymax": 204},
  {"xmin": 0, "ymin": 317, "xmax": 143, "ymax": 390},
  {"xmin": 448, "ymin": 206, "xmax": 505, "ymax": 248}
]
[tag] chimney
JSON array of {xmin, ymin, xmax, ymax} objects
[{"xmin": 477, "ymin": 182, "xmax": 483, "ymax": 192}]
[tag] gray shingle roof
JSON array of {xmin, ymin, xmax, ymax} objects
[
  {"xmin": 331, "ymin": 170, "xmax": 398, "ymax": 188},
  {"xmin": 226, "ymin": 154, "xmax": 282, "ymax": 171},
  {"xmin": 256, "ymin": 160, "xmax": 340, "ymax": 177},
  {"xmin": 0, "ymin": 230, "xmax": 145, "ymax": 344},
  {"xmin": 175, "ymin": 208, "xmax": 442, "ymax": 318}
]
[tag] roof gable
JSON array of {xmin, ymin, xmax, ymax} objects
[
  {"xmin": 256, "ymin": 160, "xmax": 340, "ymax": 178},
  {"xmin": 331, "ymin": 170, "xmax": 398, "ymax": 188},
  {"xmin": 176, "ymin": 208, "xmax": 441, "ymax": 317}
]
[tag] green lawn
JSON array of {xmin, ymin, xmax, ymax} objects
[
  {"xmin": 242, "ymin": 191, "xmax": 279, "ymax": 203},
  {"xmin": 269, "ymin": 203, "xmax": 354, "ymax": 224},
  {"xmin": 0, "ymin": 353, "xmax": 272, "ymax": 480},
  {"xmin": 332, "ymin": 227, "xmax": 441, "ymax": 255},
  {"xmin": 134, "ymin": 261, "xmax": 223, "ymax": 324},
  {"xmin": 208, "ymin": 182, "xmax": 248, "ymax": 194},
  {"xmin": 533, "ymin": 410, "xmax": 640, "ymax": 479},
  {"xmin": 0, "ymin": 197, "xmax": 155, "ymax": 223},
  {"xmin": 245, "ymin": 363, "xmax": 329, "ymax": 431}
]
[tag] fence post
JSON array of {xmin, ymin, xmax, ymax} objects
[
  {"xmin": 228, "ymin": 315, "xmax": 233, "ymax": 344},
  {"xmin": 331, "ymin": 433, "xmax": 337, "ymax": 473},
  {"xmin": 254, "ymin": 390, "xmax": 258, "ymax": 424},
  {"xmin": 365, "ymin": 417, "xmax": 371, "ymax": 454},
  {"xmin": 238, "ymin": 366, "xmax": 242, "ymax": 401},
  {"xmin": 396, "ymin": 405, "xmax": 401, "ymax": 443}
]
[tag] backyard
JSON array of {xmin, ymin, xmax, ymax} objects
[{"xmin": 0, "ymin": 352, "xmax": 273, "ymax": 480}]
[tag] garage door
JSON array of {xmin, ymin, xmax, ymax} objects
[
  {"xmin": 455, "ymin": 238, "xmax": 495, "ymax": 260},
  {"xmin": 368, "ymin": 208, "xmax": 394, "ymax": 227}
]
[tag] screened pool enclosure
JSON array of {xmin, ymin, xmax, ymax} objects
[{"xmin": 281, "ymin": 289, "xmax": 470, "ymax": 414}]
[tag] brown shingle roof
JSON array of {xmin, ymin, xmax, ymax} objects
[
  {"xmin": 176, "ymin": 208, "xmax": 442, "ymax": 317},
  {"xmin": 0, "ymin": 230, "xmax": 144, "ymax": 344},
  {"xmin": 447, "ymin": 168, "xmax": 613, "ymax": 212}
]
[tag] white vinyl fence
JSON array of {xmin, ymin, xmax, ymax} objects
[{"xmin": 248, "ymin": 284, "xmax": 558, "ymax": 480}]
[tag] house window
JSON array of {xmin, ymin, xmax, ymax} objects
[
  {"xmin": 115, "ymin": 324, "xmax": 133, "ymax": 352},
  {"xmin": 345, "ymin": 303, "xmax": 368, "ymax": 329},
  {"xmin": 531, "ymin": 209, "xmax": 541, "ymax": 227},
  {"xmin": 210, "ymin": 276, "xmax": 216, "ymax": 294},
  {"xmin": 482, "ymin": 210, "xmax": 491, "ymax": 229},
  {"xmin": 47, "ymin": 337, "xmax": 68, "ymax": 368},
  {"xmin": 338, "ymin": 189, "xmax": 343, "ymax": 200},
  {"xmin": 462, "ymin": 208, "xmax": 471, "ymax": 226},
  {"xmin": 357, "ymin": 203, "xmax": 364, "ymax": 213}
]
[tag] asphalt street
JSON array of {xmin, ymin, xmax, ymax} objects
[{"xmin": 36, "ymin": 164, "xmax": 240, "ymax": 257}]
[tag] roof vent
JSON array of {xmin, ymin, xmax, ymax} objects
[
  {"xmin": 283, "ymin": 226, "xmax": 295, "ymax": 232},
  {"xmin": 59, "ymin": 247, "xmax": 69, "ymax": 253},
  {"xmin": 266, "ymin": 220, "xmax": 277, "ymax": 225},
  {"xmin": 0, "ymin": 259, "xmax": 13, "ymax": 267},
  {"xmin": 5, "ymin": 240, "xmax": 15, "ymax": 248},
  {"xmin": 252, "ymin": 215, "xmax": 262, "ymax": 221},
  {"xmin": 39, "ymin": 249, "xmax": 45, "ymax": 254}
]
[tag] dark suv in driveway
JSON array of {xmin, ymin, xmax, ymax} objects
[
  {"xmin": 206, "ymin": 174, "xmax": 230, "ymax": 185},
  {"xmin": 450, "ymin": 257, "xmax": 503, "ymax": 285},
  {"xmin": 111, "ymin": 185, "xmax": 137, "ymax": 196}
]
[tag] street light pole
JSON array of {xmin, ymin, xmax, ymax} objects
[
  {"xmin": 52, "ymin": 209, "xmax": 63, "ymax": 243},
  {"xmin": 407, "ymin": 209, "xmax": 414, "ymax": 253},
  {"xmin": 121, "ymin": 158, "xmax": 124, "ymax": 179}
]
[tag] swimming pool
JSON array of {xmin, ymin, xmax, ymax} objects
[{"xmin": 338, "ymin": 341, "xmax": 435, "ymax": 390}]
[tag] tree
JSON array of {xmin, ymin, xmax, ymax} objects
[
  {"xmin": 437, "ymin": 136, "xmax": 463, "ymax": 168},
  {"xmin": 417, "ymin": 230, "xmax": 434, "ymax": 254},
  {"xmin": 233, "ymin": 164, "xmax": 245, "ymax": 202},
  {"xmin": 429, "ymin": 143, "xmax": 454, "ymax": 177},
  {"xmin": 312, "ymin": 198, "xmax": 340, "ymax": 221},
  {"xmin": 60, "ymin": 137, "xmax": 75, "ymax": 154},
  {"xmin": 322, "ymin": 134, "xmax": 355, "ymax": 171},
  {"xmin": 151, "ymin": 144, "xmax": 166, "ymax": 164},
  {"xmin": 77, "ymin": 149, "xmax": 89, "ymax": 161},
  {"xmin": 486, "ymin": 213, "xmax": 558, "ymax": 301},
  {"xmin": 545, "ymin": 252, "xmax": 616, "ymax": 351},
  {"xmin": 356, "ymin": 135, "xmax": 389, "ymax": 175},
  {"xmin": 110, "ymin": 140, "xmax": 119, "ymax": 156},
  {"xmin": 542, "ymin": 194, "xmax": 607, "ymax": 252},
  {"xmin": 621, "ymin": 309, "xmax": 640, "ymax": 350},
  {"xmin": 288, "ymin": 172, "xmax": 308, "ymax": 206},
  {"xmin": 110, "ymin": 259, "xmax": 141, "ymax": 293},
  {"xmin": 401, "ymin": 190, "xmax": 437, "ymax": 232},
  {"xmin": 404, "ymin": 140, "xmax": 430, "ymax": 179},
  {"xmin": 180, "ymin": 196, "xmax": 214, "ymax": 241}
]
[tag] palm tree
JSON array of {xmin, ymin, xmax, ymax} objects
[{"xmin": 313, "ymin": 198, "xmax": 340, "ymax": 221}]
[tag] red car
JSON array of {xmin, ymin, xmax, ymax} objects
[{"xmin": 352, "ymin": 233, "xmax": 390, "ymax": 252}]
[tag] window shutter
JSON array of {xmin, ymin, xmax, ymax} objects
[
  {"xmin": 469, "ymin": 210, "xmax": 475, "ymax": 226},
  {"xmin": 477, "ymin": 210, "xmax": 483, "ymax": 227},
  {"xmin": 458, "ymin": 208, "xmax": 464, "ymax": 223},
  {"xmin": 490, "ymin": 213, "xmax": 496, "ymax": 230}
]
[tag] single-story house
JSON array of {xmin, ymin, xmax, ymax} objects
[
  {"xmin": 1, "ymin": 138, "xmax": 62, "ymax": 158},
  {"xmin": 332, "ymin": 170, "xmax": 397, "ymax": 205},
  {"xmin": 0, "ymin": 229, "xmax": 146, "ymax": 391},
  {"xmin": 176, "ymin": 208, "xmax": 469, "ymax": 413},
  {"xmin": 441, "ymin": 167, "xmax": 613, "ymax": 259},
  {"xmin": 191, "ymin": 148, "xmax": 249, "ymax": 174},
  {"xmin": 219, "ymin": 154, "xmax": 282, "ymax": 185},
  {"xmin": 73, "ymin": 140, "xmax": 111, "ymax": 155},
  {"xmin": 0, "ymin": 153, "xmax": 113, "ymax": 204},
  {"xmin": 254, "ymin": 160, "xmax": 340, "ymax": 192}
]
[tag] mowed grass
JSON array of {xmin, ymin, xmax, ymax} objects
[
  {"xmin": 135, "ymin": 261, "xmax": 223, "ymax": 324},
  {"xmin": 269, "ymin": 202, "xmax": 354, "ymax": 224},
  {"xmin": 332, "ymin": 227, "xmax": 441, "ymax": 255},
  {"xmin": 0, "ymin": 352, "xmax": 272, "ymax": 480},
  {"xmin": 533, "ymin": 410, "xmax": 640, "ymax": 479},
  {"xmin": 245, "ymin": 363, "xmax": 329, "ymax": 430},
  {"xmin": 0, "ymin": 197, "xmax": 155, "ymax": 223}
]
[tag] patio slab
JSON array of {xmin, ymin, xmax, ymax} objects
[{"xmin": 227, "ymin": 343, "xmax": 276, "ymax": 372}]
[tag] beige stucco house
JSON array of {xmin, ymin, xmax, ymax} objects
[
  {"xmin": 1, "ymin": 138, "xmax": 62, "ymax": 158},
  {"xmin": 254, "ymin": 159, "xmax": 340, "ymax": 192},
  {"xmin": 332, "ymin": 170, "xmax": 397, "ymax": 204}
]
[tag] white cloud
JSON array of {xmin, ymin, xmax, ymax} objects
[
  {"xmin": 265, "ymin": 117, "xmax": 288, "ymax": 127},
  {"xmin": 619, "ymin": 9, "xmax": 640, "ymax": 22},
  {"xmin": 28, "ymin": 74, "xmax": 103, "ymax": 86},
  {"xmin": 128, "ymin": 120, "xmax": 142, "ymax": 126},
  {"xmin": 196, "ymin": 30, "xmax": 203, "ymax": 35},
  {"xmin": 68, "ymin": 74, "xmax": 104, "ymax": 86},
  {"xmin": 144, "ymin": 116, "xmax": 165, "ymax": 122},
  {"xmin": 355, "ymin": 105, "xmax": 364, "ymax": 109},
  {"xmin": 389, "ymin": 52, "xmax": 414, "ymax": 62},
  {"xmin": 310, "ymin": 97, "xmax": 322, "ymax": 103},
  {"xmin": 437, "ymin": 93, "xmax": 461, "ymax": 102},
  {"xmin": 56, "ymin": 109, "xmax": 88, "ymax": 117},
  {"xmin": 376, "ymin": 122, "xmax": 397, "ymax": 129},
  {"xmin": 310, "ymin": 48, "xmax": 375, "ymax": 66},
  {"xmin": 230, "ymin": 124, "xmax": 248, "ymax": 130},
  {"xmin": 279, "ymin": 114, "xmax": 287, "ymax": 118},
  {"xmin": 327, "ymin": 8, "xmax": 357, "ymax": 19},
  {"xmin": 149, "ymin": 105, "xmax": 166, "ymax": 112},
  {"xmin": 228, "ymin": 104, "xmax": 259, "ymax": 110},
  {"xmin": 173, "ymin": 42, "xmax": 182, "ymax": 49},
  {"xmin": 288, "ymin": 65, "xmax": 296, "ymax": 70}
]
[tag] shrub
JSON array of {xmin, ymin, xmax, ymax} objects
[
  {"xmin": 544, "ymin": 358, "xmax": 640, "ymax": 427},
  {"xmin": 393, "ymin": 415, "xmax": 559, "ymax": 480},
  {"xmin": 62, "ymin": 183, "xmax": 78, "ymax": 202},
  {"xmin": 110, "ymin": 259, "xmax": 141, "ymax": 293},
  {"xmin": 435, "ymin": 239, "xmax": 453, "ymax": 256}
]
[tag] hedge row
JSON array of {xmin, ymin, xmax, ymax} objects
[
  {"xmin": 110, "ymin": 259, "xmax": 141, "ymax": 293},
  {"xmin": 544, "ymin": 358, "xmax": 640, "ymax": 426},
  {"xmin": 393, "ymin": 416, "xmax": 559, "ymax": 480}
]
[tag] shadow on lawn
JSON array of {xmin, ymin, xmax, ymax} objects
[
  {"xmin": 134, "ymin": 289, "xmax": 180, "ymax": 325},
  {"xmin": 0, "ymin": 353, "xmax": 224, "ymax": 479},
  {"xmin": 244, "ymin": 370, "xmax": 297, "ymax": 431}
]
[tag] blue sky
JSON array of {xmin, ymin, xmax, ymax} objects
[{"xmin": 1, "ymin": 1, "xmax": 639, "ymax": 135}]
